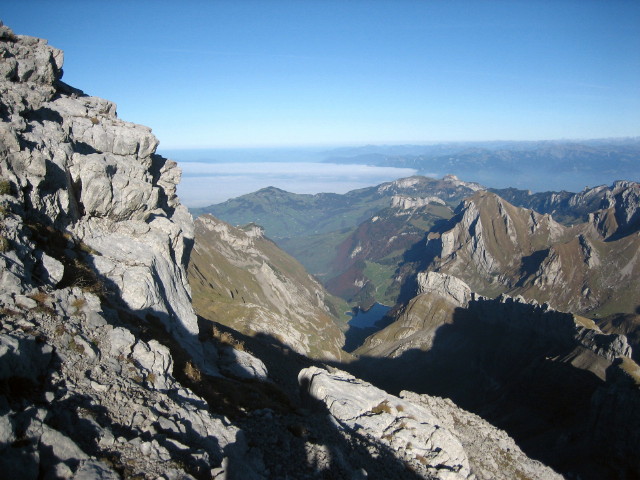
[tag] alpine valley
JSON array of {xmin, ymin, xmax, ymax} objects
[
  {"xmin": 196, "ymin": 170, "xmax": 640, "ymax": 479},
  {"xmin": 2, "ymin": 21, "xmax": 639, "ymax": 480}
]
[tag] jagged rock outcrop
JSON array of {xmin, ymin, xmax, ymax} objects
[
  {"xmin": 494, "ymin": 180, "xmax": 640, "ymax": 233},
  {"xmin": 189, "ymin": 215, "xmax": 348, "ymax": 360},
  {"xmin": 587, "ymin": 180, "xmax": 640, "ymax": 239},
  {"xmin": 299, "ymin": 366, "xmax": 473, "ymax": 480},
  {"xmin": 299, "ymin": 366, "xmax": 561, "ymax": 480},
  {"xmin": 391, "ymin": 195, "xmax": 446, "ymax": 209},
  {"xmin": 358, "ymin": 271, "xmax": 632, "ymax": 364},
  {"xmin": 421, "ymin": 189, "xmax": 640, "ymax": 315},
  {"xmin": 400, "ymin": 391, "xmax": 561, "ymax": 480},
  {"xmin": 0, "ymin": 21, "xmax": 213, "ymax": 372},
  {"xmin": 0, "ymin": 23, "xmax": 271, "ymax": 478},
  {"xmin": 426, "ymin": 191, "xmax": 567, "ymax": 292},
  {"xmin": 0, "ymin": 289, "xmax": 265, "ymax": 479}
]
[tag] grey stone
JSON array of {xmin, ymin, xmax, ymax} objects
[
  {"xmin": 108, "ymin": 327, "xmax": 136, "ymax": 357},
  {"xmin": 299, "ymin": 366, "xmax": 473, "ymax": 479},
  {"xmin": 73, "ymin": 460, "xmax": 120, "ymax": 480},
  {"xmin": 85, "ymin": 310, "xmax": 107, "ymax": 328},
  {"xmin": 218, "ymin": 346, "xmax": 268, "ymax": 381},
  {"xmin": 14, "ymin": 295, "xmax": 38, "ymax": 310},
  {"xmin": 0, "ymin": 333, "xmax": 53, "ymax": 381},
  {"xmin": 38, "ymin": 424, "xmax": 89, "ymax": 461},
  {"xmin": 0, "ymin": 442, "xmax": 39, "ymax": 480},
  {"xmin": 132, "ymin": 339, "xmax": 174, "ymax": 389},
  {"xmin": 40, "ymin": 253, "xmax": 64, "ymax": 285},
  {"xmin": 0, "ymin": 414, "xmax": 15, "ymax": 445}
]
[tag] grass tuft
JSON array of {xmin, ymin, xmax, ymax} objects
[
  {"xmin": 0, "ymin": 235, "xmax": 9, "ymax": 253},
  {"xmin": 184, "ymin": 361, "xmax": 202, "ymax": 383},
  {"xmin": 0, "ymin": 179, "xmax": 11, "ymax": 196},
  {"xmin": 70, "ymin": 297, "xmax": 87, "ymax": 313},
  {"xmin": 212, "ymin": 325, "xmax": 246, "ymax": 351},
  {"xmin": 68, "ymin": 336, "xmax": 85, "ymax": 354},
  {"xmin": 371, "ymin": 400, "xmax": 393, "ymax": 415}
]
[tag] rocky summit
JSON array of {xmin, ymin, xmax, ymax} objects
[
  {"xmin": 0, "ymin": 22, "xmax": 569, "ymax": 480},
  {"xmin": 415, "ymin": 188, "xmax": 640, "ymax": 316}
]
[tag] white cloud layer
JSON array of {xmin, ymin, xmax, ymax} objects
[{"xmin": 176, "ymin": 162, "xmax": 418, "ymax": 207}]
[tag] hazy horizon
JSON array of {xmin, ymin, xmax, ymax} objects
[{"xmin": 165, "ymin": 138, "xmax": 640, "ymax": 207}]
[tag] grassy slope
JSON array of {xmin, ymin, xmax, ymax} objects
[{"xmin": 189, "ymin": 216, "xmax": 351, "ymax": 360}]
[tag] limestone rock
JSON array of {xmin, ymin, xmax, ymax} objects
[
  {"xmin": 0, "ymin": 332, "xmax": 53, "ymax": 381},
  {"xmin": 299, "ymin": 366, "xmax": 473, "ymax": 479},
  {"xmin": 392, "ymin": 195, "xmax": 446, "ymax": 209},
  {"xmin": 39, "ymin": 251, "xmax": 64, "ymax": 285},
  {"xmin": 417, "ymin": 271, "xmax": 472, "ymax": 306},
  {"xmin": 218, "ymin": 345, "xmax": 268, "ymax": 380},
  {"xmin": 401, "ymin": 391, "xmax": 562, "ymax": 480},
  {"xmin": 0, "ymin": 23, "xmax": 270, "ymax": 478},
  {"xmin": 0, "ymin": 20, "xmax": 216, "ymax": 373}
]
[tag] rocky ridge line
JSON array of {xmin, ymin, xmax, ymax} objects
[{"xmin": 422, "ymin": 189, "xmax": 640, "ymax": 315}]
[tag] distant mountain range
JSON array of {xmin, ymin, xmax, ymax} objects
[
  {"xmin": 195, "ymin": 174, "xmax": 640, "ymax": 314},
  {"xmin": 322, "ymin": 140, "xmax": 640, "ymax": 192}
]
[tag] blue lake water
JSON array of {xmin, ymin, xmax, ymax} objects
[{"xmin": 347, "ymin": 303, "xmax": 391, "ymax": 329}]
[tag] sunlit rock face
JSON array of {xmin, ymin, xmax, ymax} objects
[
  {"xmin": 420, "ymin": 188, "xmax": 640, "ymax": 315},
  {"xmin": 0, "ymin": 22, "xmax": 272, "ymax": 478},
  {"xmin": 0, "ymin": 20, "xmax": 209, "ymax": 369}
]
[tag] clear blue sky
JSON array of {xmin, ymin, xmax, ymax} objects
[{"xmin": 3, "ymin": 0, "xmax": 639, "ymax": 148}]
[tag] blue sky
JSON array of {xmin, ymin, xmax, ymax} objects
[{"xmin": 3, "ymin": 1, "xmax": 639, "ymax": 149}]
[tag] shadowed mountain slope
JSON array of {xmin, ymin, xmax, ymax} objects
[{"xmin": 351, "ymin": 272, "xmax": 638, "ymax": 479}]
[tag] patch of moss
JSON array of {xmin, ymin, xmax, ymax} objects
[
  {"xmin": 0, "ymin": 235, "xmax": 9, "ymax": 253},
  {"xmin": 371, "ymin": 400, "xmax": 393, "ymax": 414},
  {"xmin": 0, "ymin": 179, "xmax": 11, "ymax": 196}
]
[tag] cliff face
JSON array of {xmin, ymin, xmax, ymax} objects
[
  {"xmin": 189, "ymin": 215, "xmax": 348, "ymax": 361},
  {"xmin": 421, "ymin": 189, "xmax": 640, "ymax": 315},
  {"xmin": 0, "ymin": 21, "xmax": 206, "ymax": 367},
  {"xmin": 0, "ymin": 22, "xmax": 276, "ymax": 478},
  {"xmin": 493, "ymin": 179, "xmax": 640, "ymax": 230}
]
